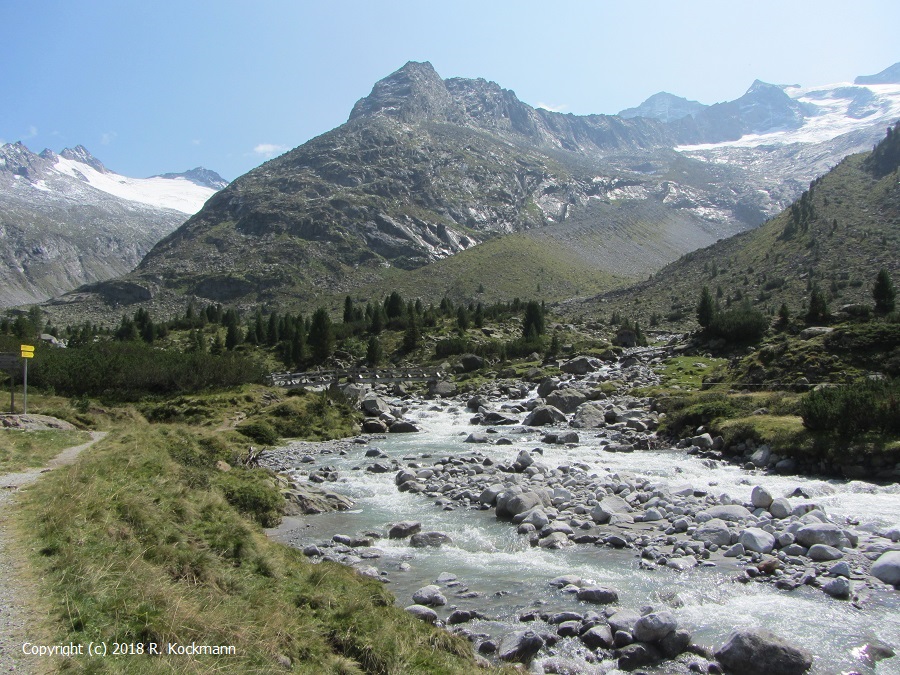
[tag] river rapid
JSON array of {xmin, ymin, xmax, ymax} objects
[{"xmin": 264, "ymin": 355, "xmax": 900, "ymax": 674}]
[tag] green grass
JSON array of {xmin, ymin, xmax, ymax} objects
[
  {"xmin": 15, "ymin": 410, "xmax": 496, "ymax": 674},
  {"xmin": 0, "ymin": 429, "xmax": 91, "ymax": 473}
]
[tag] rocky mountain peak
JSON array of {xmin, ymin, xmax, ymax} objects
[
  {"xmin": 855, "ymin": 61, "xmax": 900, "ymax": 85},
  {"xmin": 60, "ymin": 144, "xmax": 107, "ymax": 173},
  {"xmin": 0, "ymin": 141, "xmax": 49, "ymax": 179},
  {"xmin": 348, "ymin": 60, "xmax": 461, "ymax": 123},
  {"xmin": 154, "ymin": 167, "xmax": 229, "ymax": 190},
  {"xmin": 618, "ymin": 92, "xmax": 707, "ymax": 122}
]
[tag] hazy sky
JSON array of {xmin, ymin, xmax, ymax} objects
[{"xmin": 2, "ymin": 0, "xmax": 898, "ymax": 180}]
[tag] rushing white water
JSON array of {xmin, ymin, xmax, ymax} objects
[{"xmin": 273, "ymin": 396, "xmax": 900, "ymax": 674}]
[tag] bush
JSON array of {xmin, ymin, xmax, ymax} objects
[
  {"xmin": 237, "ymin": 420, "xmax": 279, "ymax": 445},
  {"xmin": 215, "ymin": 470, "xmax": 283, "ymax": 527},
  {"xmin": 800, "ymin": 378, "xmax": 900, "ymax": 436},
  {"xmin": 706, "ymin": 304, "xmax": 769, "ymax": 344}
]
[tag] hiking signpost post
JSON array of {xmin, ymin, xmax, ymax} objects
[
  {"xmin": 0, "ymin": 346, "xmax": 34, "ymax": 414},
  {"xmin": 21, "ymin": 345, "xmax": 34, "ymax": 414}
]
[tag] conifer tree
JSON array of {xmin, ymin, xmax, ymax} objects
[
  {"xmin": 873, "ymin": 268, "xmax": 896, "ymax": 314},
  {"xmin": 697, "ymin": 286, "xmax": 715, "ymax": 328},
  {"xmin": 308, "ymin": 308, "xmax": 335, "ymax": 363}
]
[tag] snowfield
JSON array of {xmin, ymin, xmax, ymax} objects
[
  {"xmin": 677, "ymin": 82, "xmax": 900, "ymax": 151},
  {"xmin": 53, "ymin": 156, "xmax": 217, "ymax": 214}
]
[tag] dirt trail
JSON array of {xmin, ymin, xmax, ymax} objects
[{"xmin": 0, "ymin": 430, "xmax": 106, "ymax": 671}]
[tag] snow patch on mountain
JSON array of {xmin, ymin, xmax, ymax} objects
[
  {"xmin": 53, "ymin": 156, "xmax": 218, "ymax": 214},
  {"xmin": 677, "ymin": 82, "xmax": 900, "ymax": 151}
]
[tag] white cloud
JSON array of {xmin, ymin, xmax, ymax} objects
[
  {"xmin": 253, "ymin": 143, "xmax": 288, "ymax": 158},
  {"xmin": 191, "ymin": 139, "xmax": 201, "ymax": 146},
  {"xmin": 100, "ymin": 131, "xmax": 117, "ymax": 145},
  {"xmin": 25, "ymin": 125, "xmax": 38, "ymax": 139},
  {"xmin": 536, "ymin": 102, "xmax": 567, "ymax": 113}
]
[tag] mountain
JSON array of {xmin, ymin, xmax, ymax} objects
[
  {"xmin": 570, "ymin": 121, "xmax": 900, "ymax": 327},
  {"xmin": 0, "ymin": 142, "xmax": 225, "ymax": 307},
  {"xmin": 619, "ymin": 92, "xmax": 706, "ymax": 123},
  {"xmin": 43, "ymin": 61, "xmax": 900, "ymax": 323},
  {"xmin": 154, "ymin": 167, "xmax": 230, "ymax": 190},
  {"xmin": 855, "ymin": 61, "xmax": 900, "ymax": 85}
]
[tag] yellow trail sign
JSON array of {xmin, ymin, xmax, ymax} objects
[{"xmin": 21, "ymin": 344, "xmax": 35, "ymax": 359}]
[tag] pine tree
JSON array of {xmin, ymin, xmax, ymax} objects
[
  {"xmin": 697, "ymin": 286, "xmax": 715, "ymax": 328},
  {"xmin": 456, "ymin": 306, "xmax": 470, "ymax": 331},
  {"xmin": 777, "ymin": 303, "xmax": 790, "ymax": 329},
  {"xmin": 522, "ymin": 300, "xmax": 545, "ymax": 340},
  {"xmin": 806, "ymin": 285, "xmax": 829, "ymax": 324},
  {"xmin": 365, "ymin": 336, "xmax": 383, "ymax": 366},
  {"xmin": 211, "ymin": 332, "xmax": 225, "ymax": 355},
  {"xmin": 308, "ymin": 308, "xmax": 335, "ymax": 364},
  {"xmin": 225, "ymin": 323, "xmax": 241, "ymax": 351},
  {"xmin": 873, "ymin": 268, "xmax": 896, "ymax": 314},
  {"xmin": 343, "ymin": 296, "xmax": 354, "ymax": 324},
  {"xmin": 402, "ymin": 317, "xmax": 421, "ymax": 353}
]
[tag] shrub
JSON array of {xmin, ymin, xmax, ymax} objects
[
  {"xmin": 800, "ymin": 378, "xmax": 900, "ymax": 436},
  {"xmin": 706, "ymin": 304, "xmax": 768, "ymax": 344},
  {"xmin": 237, "ymin": 420, "xmax": 279, "ymax": 445},
  {"xmin": 214, "ymin": 470, "xmax": 283, "ymax": 527}
]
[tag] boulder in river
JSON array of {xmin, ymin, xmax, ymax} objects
[
  {"xmin": 576, "ymin": 586, "xmax": 619, "ymax": 604},
  {"xmin": 410, "ymin": 531, "xmax": 453, "ymax": 548},
  {"xmin": 523, "ymin": 405, "xmax": 567, "ymax": 426},
  {"xmin": 282, "ymin": 483, "xmax": 354, "ymax": 515},
  {"xmin": 388, "ymin": 521, "xmax": 421, "ymax": 539},
  {"xmin": 546, "ymin": 388, "xmax": 588, "ymax": 413},
  {"xmin": 715, "ymin": 628, "xmax": 813, "ymax": 675},
  {"xmin": 870, "ymin": 550, "xmax": 900, "ymax": 586},
  {"xmin": 404, "ymin": 604, "xmax": 438, "ymax": 623},
  {"xmin": 739, "ymin": 528, "xmax": 776, "ymax": 554},
  {"xmin": 560, "ymin": 356, "xmax": 602, "ymax": 375},
  {"xmin": 632, "ymin": 611, "xmax": 678, "ymax": 642},
  {"xmin": 795, "ymin": 523, "xmax": 849, "ymax": 548},
  {"xmin": 411, "ymin": 585, "xmax": 447, "ymax": 606},
  {"xmin": 388, "ymin": 420, "xmax": 419, "ymax": 433},
  {"xmin": 498, "ymin": 630, "xmax": 544, "ymax": 663}
]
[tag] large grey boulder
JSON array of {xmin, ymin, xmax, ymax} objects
[
  {"xmin": 807, "ymin": 544, "xmax": 843, "ymax": 561},
  {"xmin": 404, "ymin": 604, "xmax": 438, "ymax": 623},
  {"xmin": 459, "ymin": 354, "xmax": 484, "ymax": 372},
  {"xmin": 715, "ymin": 628, "xmax": 813, "ymax": 675},
  {"xmin": 497, "ymin": 490, "xmax": 549, "ymax": 518},
  {"xmin": 751, "ymin": 486, "xmax": 774, "ymax": 509},
  {"xmin": 632, "ymin": 611, "xmax": 678, "ymax": 642},
  {"xmin": 693, "ymin": 518, "xmax": 733, "ymax": 547},
  {"xmin": 590, "ymin": 495, "xmax": 633, "ymax": 524},
  {"xmin": 871, "ymin": 551, "xmax": 900, "ymax": 586},
  {"xmin": 560, "ymin": 356, "xmax": 601, "ymax": 374},
  {"xmin": 537, "ymin": 377, "xmax": 561, "ymax": 398},
  {"xmin": 571, "ymin": 402, "xmax": 606, "ymax": 428},
  {"xmin": 282, "ymin": 483, "xmax": 354, "ymax": 515},
  {"xmin": 410, "ymin": 531, "xmax": 452, "ymax": 548},
  {"xmin": 575, "ymin": 586, "xmax": 619, "ymax": 604},
  {"xmin": 388, "ymin": 521, "xmax": 421, "ymax": 539},
  {"xmin": 546, "ymin": 388, "xmax": 589, "ymax": 413},
  {"xmin": 697, "ymin": 504, "xmax": 752, "ymax": 522},
  {"xmin": 769, "ymin": 497, "xmax": 792, "ymax": 519},
  {"xmin": 427, "ymin": 380, "xmax": 457, "ymax": 398},
  {"xmin": 523, "ymin": 405, "xmax": 567, "ymax": 426},
  {"xmin": 361, "ymin": 394, "xmax": 390, "ymax": 416},
  {"xmin": 411, "ymin": 585, "xmax": 446, "ymax": 607},
  {"xmin": 497, "ymin": 630, "xmax": 544, "ymax": 663},
  {"xmin": 795, "ymin": 523, "xmax": 849, "ymax": 549},
  {"xmin": 739, "ymin": 528, "xmax": 776, "ymax": 554},
  {"xmin": 608, "ymin": 609, "xmax": 641, "ymax": 634}
]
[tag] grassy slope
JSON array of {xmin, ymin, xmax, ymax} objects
[
  {"xmin": 0, "ymin": 429, "xmax": 90, "ymax": 473},
  {"xmin": 568, "ymin": 140, "xmax": 900, "ymax": 327},
  {"xmin": 14, "ymin": 394, "xmax": 496, "ymax": 674}
]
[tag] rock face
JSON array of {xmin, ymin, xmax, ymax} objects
[
  {"xmin": 498, "ymin": 630, "xmax": 544, "ymax": 663},
  {"xmin": 715, "ymin": 628, "xmax": 813, "ymax": 675}
]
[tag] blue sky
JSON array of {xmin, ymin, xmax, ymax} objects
[{"xmin": 2, "ymin": 0, "xmax": 898, "ymax": 180}]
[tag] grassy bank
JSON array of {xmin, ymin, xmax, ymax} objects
[
  {"xmin": 14, "ymin": 396, "xmax": 492, "ymax": 674},
  {"xmin": 0, "ymin": 428, "xmax": 91, "ymax": 473}
]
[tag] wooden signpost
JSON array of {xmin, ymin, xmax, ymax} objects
[
  {"xmin": 21, "ymin": 345, "xmax": 34, "ymax": 414},
  {"xmin": 0, "ymin": 346, "xmax": 34, "ymax": 414}
]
